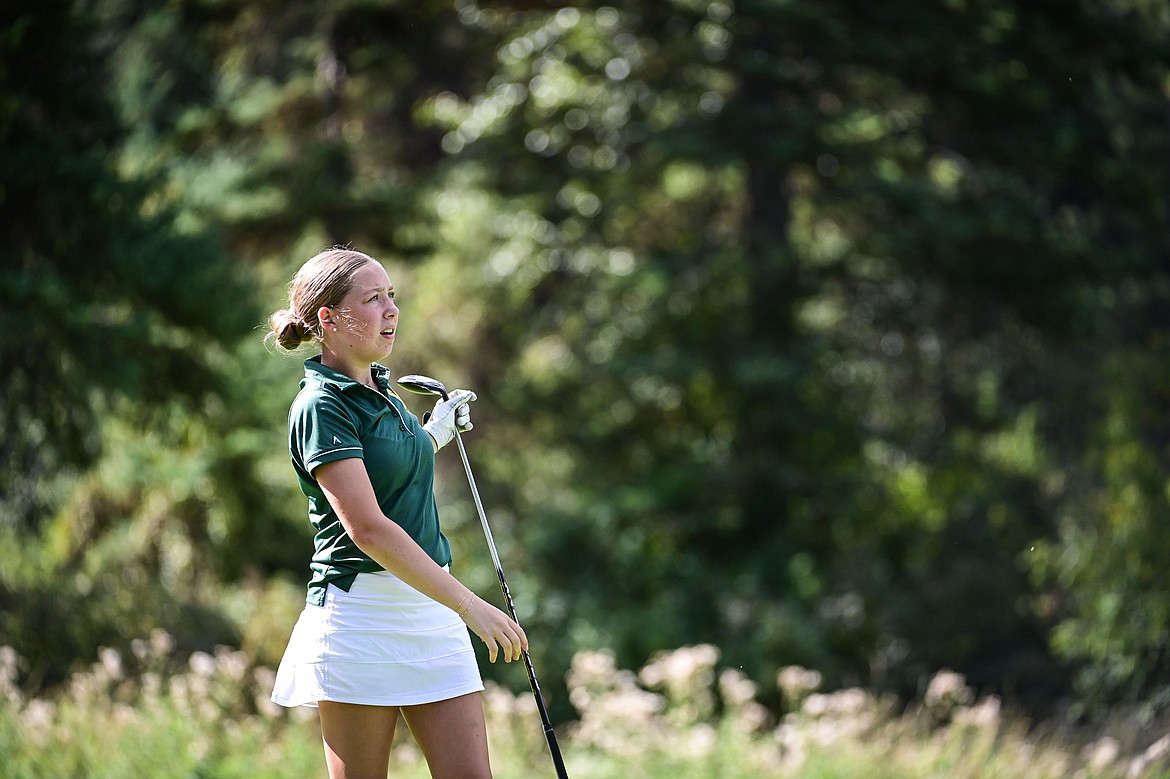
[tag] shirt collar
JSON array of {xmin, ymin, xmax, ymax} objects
[{"xmin": 302, "ymin": 356, "xmax": 394, "ymax": 393}]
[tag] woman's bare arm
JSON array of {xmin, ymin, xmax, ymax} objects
[{"xmin": 314, "ymin": 457, "xmax": 527, "ymax": 663}]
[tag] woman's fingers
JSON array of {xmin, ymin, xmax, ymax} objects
[
  {"xmin": 500, "ymin": 627, "xmax": 522, "ymax": 663},
  {"xmin": 491, "ymin": 623, "xmax": 526, "ymax": 663},
  {"xmin": 463, "ymin": 600, "xmax": 529, "ymax": 663},
  {"xmin": 460, "ymin": 598, "xmax": 526, "ymax": 659},
  {"xmin": 512, "ymin": 624, "xmax": 529, "ymax": 660},
  {"xmin": 483, "ymin": 627, "xmax": 520, "ymax": 664}
]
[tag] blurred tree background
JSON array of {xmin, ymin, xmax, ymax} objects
[{"xmin": 3, "ymin": 0, "xmax": 1169, "ymax": 725}]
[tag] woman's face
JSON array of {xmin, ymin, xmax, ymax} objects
[{"xmin": 321, "ymin": 262, "xmax": 399, "ymax": 363}]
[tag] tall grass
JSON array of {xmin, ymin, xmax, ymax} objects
[{"xmin": 2, "ymin": 638, "xmax": 1168, "ymax": 778}]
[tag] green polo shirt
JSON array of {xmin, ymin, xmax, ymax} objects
[{"xmin": 289, "ymin": 357, "xmax": 452, "ymax": 606}]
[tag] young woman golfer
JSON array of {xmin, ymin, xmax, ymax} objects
[{"xmin": 267, "ymin": 247, "xmax": 527, "ymax": 778}]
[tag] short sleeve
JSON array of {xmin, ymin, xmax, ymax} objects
[{"xmin": 291, "ymin": 389, "xmax": 364, "ymax": 475}]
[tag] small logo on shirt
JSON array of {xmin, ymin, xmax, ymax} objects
[{"xmin": 332, "ymin": 436, "xmax": 342, "ymax": 445}]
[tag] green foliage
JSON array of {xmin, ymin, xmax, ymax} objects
[
  {"xmin": 0, "ymin": 637, "xmax": 325, "ymax": 778},
  {"xmin": 1032, "ymin": 350, "xmax": 1170, "ymax": 711},
  {"xmin": 2, "ymin": 641, "xmax": 1168, "ymax": 779},
  {"xmin": 414, "ymin": 0, "xmax": 1170, "ymax": 712},
  {"xmin": 0, "ymin": 0, "xmax": 309, "ymax": 689},
  {"xmin": 0, "ymin": 0, "xmax": 256, "ymax": 528},
  {"xmin": 4, "ymin": 0, "xmax": 1170, "ymax": 729}
]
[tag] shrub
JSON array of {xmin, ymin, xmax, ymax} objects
[{"xmin": 1, "ymin": 639, "xmax": 1168, "ymax": 778}]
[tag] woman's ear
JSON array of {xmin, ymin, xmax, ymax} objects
[{"xmin": 317, "ymin": 306, "xmax": 335, "ymax": 332}]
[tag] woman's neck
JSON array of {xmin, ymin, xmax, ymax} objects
[{"xmin": 320, "ymin": 349, "xmax": 373, "ymax": 386}]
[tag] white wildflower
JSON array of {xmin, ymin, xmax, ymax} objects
[{"xmin": 776, "ymin": 665, "xmax": 822, "ymax": 706}]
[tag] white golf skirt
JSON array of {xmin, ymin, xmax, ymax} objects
[{"xmin": 270, "ymin": 569, "xmax": 484, "ymax": 708}]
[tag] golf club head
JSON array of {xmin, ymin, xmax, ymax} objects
[{"xmin": 396, "ymin": 374, "xmax": 449, "ymax": 400}]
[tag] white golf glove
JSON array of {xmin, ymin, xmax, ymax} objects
[{"xmin": 422, "ymin": 389, "xmax": 476, "ymax": 450}]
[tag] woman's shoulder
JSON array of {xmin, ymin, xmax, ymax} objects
[{"xmin": 289, "ymin": 379, "xmax": 347, "ymax": 420}]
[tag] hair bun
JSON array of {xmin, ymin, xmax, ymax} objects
[{"xmin": 269, "ymin": 309, "xmax": 313, "ymax": 351}]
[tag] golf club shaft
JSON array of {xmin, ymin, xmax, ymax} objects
[{"xmin": 452, "ymin": 430, "xmax": 569, "ymax": 779}]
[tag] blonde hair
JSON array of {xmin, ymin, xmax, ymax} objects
[{"xmin": 268, "ymin": 248, "xmax": 378, "ymax": 351}]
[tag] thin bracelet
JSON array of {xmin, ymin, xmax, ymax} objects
[{"xmin": 456, "ymin": 589, "xmax": 475, "ymax": 619}]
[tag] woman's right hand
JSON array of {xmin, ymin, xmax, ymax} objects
[{"xmin": 460, "ymin": 596, "xmax": 528, "ymax": 663}]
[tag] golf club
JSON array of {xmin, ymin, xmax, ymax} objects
[{"xmin": 397, "ymin": 374, "xmax": 570, "ymax": 779}]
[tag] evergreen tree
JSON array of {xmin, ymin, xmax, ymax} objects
[
  {"xmin": 420, "ymin": 0, "xmax": 1170, "ymax": 710},
  {"xmin": 0, "ymin": 0, "xmax": 252, "ymax": 528}
]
